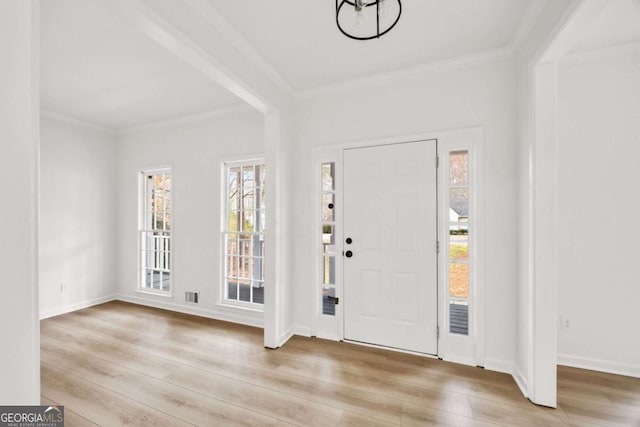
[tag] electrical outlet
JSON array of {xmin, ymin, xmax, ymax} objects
[{"xmin": 561, "ymin": 315, "xmax": 571, "ymax": 330}]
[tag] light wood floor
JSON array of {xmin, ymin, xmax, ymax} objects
[{"xmin": 40, "ymin": 301, "xmax": 640, "ymax": 426}]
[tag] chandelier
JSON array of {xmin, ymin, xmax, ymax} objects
[{"xmin": 336, "ymin": 0, "xmax": 402, "ymax": 40}]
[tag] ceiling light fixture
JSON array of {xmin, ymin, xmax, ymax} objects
[{"xmin": 336, "ymin": 0, "xmax": 402, "ymax": 41}]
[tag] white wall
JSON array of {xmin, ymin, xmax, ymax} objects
[
  {"xmin": 0, "ymin": 0, "xmax": 40, "ymax": 404},
  {"xmin": 292, "ymin": 57, "xmax": 519, "ymax": 367},
  {"xmin": 557, "ymin": 50, "xmax": 640, "ymax": 376},
  {"xmin": 39, "ymin": 116, "xmax": 118, "ymax": 318},
  {"xmin": 116, "ymin": 109, "xmax": 265, "ymax": 326}
]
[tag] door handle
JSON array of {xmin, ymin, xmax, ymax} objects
[{"xmin": 345, "ymin": 250, "xmax": 353, "ymax": 258}]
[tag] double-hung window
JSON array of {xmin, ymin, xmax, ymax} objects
[
  {"xmin": 223, "ymin": 160, "xmax": 266, "ymax": 306},
  {"xmin": 139, "ymin": 168, "xmax": 172, "ymax": 294}
]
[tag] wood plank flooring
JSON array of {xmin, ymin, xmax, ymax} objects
[{"xmin": 40, "ymin": 301, "xmax": 640, "ymax": 426}]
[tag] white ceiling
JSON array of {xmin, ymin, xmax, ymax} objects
[
  {"xmin": 40, "ymin": 0, "xmax": 551, "ymax": 129},
  {"xmin": 570, "ymin": 0, "xmax": 640, "ymax": 53},
  {"xmin": 206, "ymin": 0, "xmax": 538, "ymax": 91},
  {"xmin": 40, "ymin": 0, "xmax": 243, "ymax": 130},
  {"xmin": 42, "ymin": 0, "xmax": 640, "ymax": 131},
  {"xmin": 39, "ymin": 0, "xmax": 640, "ymax": 131}
]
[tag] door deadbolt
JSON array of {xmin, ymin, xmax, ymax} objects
[{"xmin": 345, "ymin": 237, "xmax": 353, "ymax": 244}]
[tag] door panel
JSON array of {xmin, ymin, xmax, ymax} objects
[{"xmin": 343, "ymin": 141, "xmax": 438, "ymax": 354}]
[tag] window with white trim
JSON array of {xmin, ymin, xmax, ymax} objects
[
  {"xmin": 447, "ymin": 151, "xmax": 470, "ymax": 335},
  {"xmin": 139, "ymin": 169, "xmax": 172, "ymax": 294},
  {"xmin": 223, "ymin": 160, "xmax": 266, "ymax": 306}
]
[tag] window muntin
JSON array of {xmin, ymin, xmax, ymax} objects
[
  {"xmin": 321, "ymin": 162, "xmax": 337, "ymax": 316},
  {"xmin": 223, "ymin": 161, "xmax": 265, "ymax": 306},
  {"xmin": 447, "ymin": 151, "xmax": 470, "ymax": 335},
  {"xmin": 139, "ymin": 169, "xmax": 172, "ymax": 293}
]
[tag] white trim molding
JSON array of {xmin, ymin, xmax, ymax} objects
[
  {"xmin": 277, "ymin": 326, "xmax": 295, "ymax": 348},
  {"xmin": 298, "ymin": 48, "xmax": 513, "ymax": 98},
  {"xmin": 119, "ymin": 104, "xmax": 255, "ymax": 135},
  {"xmin": 513, "ymin": 366, "xmax": 530, "ymax": 399},
  {"xmin": 40, "ymin": 110, "xmax": 118, "ymax": 135},
  {"xmin": 484, "ymin": 359, "xmax": 515, "ymax": 375},
  {"xmin": 558, "ymin": 354, "xmax": 640, "ymax": 379},
  {"xmin": 559, "ymin": 41, "xmax": 640, "ymax": 66},
  {"xmin": 40, "ymin": 295, "xmax": 117, "ymax": 320},
  {"xmin": 116, "ymin": 294, "xmax": 264, "ymax": 329},
  {"xmin": 292, "ymin": 326, "xmax": 313, "ymax": 338}
]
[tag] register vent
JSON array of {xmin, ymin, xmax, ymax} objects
[{"xmin": 185, "ymin": 291, "xmax": 199, "ymax": 304}]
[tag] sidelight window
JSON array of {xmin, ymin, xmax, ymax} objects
[
  {"xmin": 321, "ymin": 162, "xmax": 337, "ymax": 316},
  {"xmin": 447, "ymin": 150, "xmax": 470, "ymax": 335}
]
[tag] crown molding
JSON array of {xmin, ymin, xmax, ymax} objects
[
  {"xmin": 40, "ymin": 110, "xmax": 118, "ymax": 135},
  {"xmin": 297, "ymin": 47, "xmax": 514, "ymax": 98},
  {"xmin": 559, "ymin": 41, "xmax": 640, "ymax": 66},
  {"xmin": 118, "ymin": 104, "xmax": 256, "ymax": 135},
  {"xmin": 42, "ymin": 104, "xmax": 257, "ymax": 136}
]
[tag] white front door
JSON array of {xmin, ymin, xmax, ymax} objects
[{"xmin": 343, "ymin": 140, "xmax": 438, "ymax": 354}]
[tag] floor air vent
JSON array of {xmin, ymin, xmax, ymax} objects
[{"xmin": 185, "ymin": 291, "xmax": 199, "ymax": 303}]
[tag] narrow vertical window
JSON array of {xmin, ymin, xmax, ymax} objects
[
  {"xmin": 139, "ymin": 169, "xmax": 172, "ymax": 294},
  {"xmin": 223, "ymin": 160, "xmax": 265, "ymax": 306},
  {"xmin": 321, "ymin": 162, "xmax": 336, "ymax": 315},
  {"xmin": 448, "ymin": 151, "xmax": 470, "ymax": 335}
]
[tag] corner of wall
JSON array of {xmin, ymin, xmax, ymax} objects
[{"xmin": 513, "ymin": 365, "xmax": 530, "ymax": 398}]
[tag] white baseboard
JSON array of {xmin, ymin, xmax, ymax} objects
[
  {"xmin": 513, "ymin": 366, "xmax": 530, "ymax": 399},
  {"xmin": 40, "ymin": 295, "xmax": 117, "ymax": 320},
  {"xmin": 115, "ymin": 293, "xmax": 264, "ymax": 329},
  {"xmin": 558, "ymin": 353, "xmax": 640, "ymax": 378},
  {"xmin": 277, "ymin": 326, "xmax": 295, "ymax": 348},
  {"xmin": 484, "ymin": 358, "xmax": 514, "ymax": 375},
  {"xmin": 292, "ymin": 325, "xmax": 313, "ymax": 338},
  {"xmin": 482, "ymin": 359, "xmax": 530, "ymax": 400}
]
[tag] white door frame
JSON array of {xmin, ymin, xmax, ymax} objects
[{"xmin": 311, "ymin": 127, "xmax": 484, "ymax": 365}]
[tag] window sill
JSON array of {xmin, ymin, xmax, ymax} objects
[{"xmin": 136, "ymin": 289, "xmax": 174, "ymax": 298}]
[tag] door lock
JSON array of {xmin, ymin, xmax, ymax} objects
[
  {"xmin": 345, "ymin": 237, "xmax": 353, "ymax": 244},
  {"xmin": 345, "ymin": 250, "xmax": 353, "ymax": 258}
]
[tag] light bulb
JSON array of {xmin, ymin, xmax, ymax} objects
[
  {"xmin": 378, "ymin": 0, "xmax": 388, "ymax": 17},
  {"xmin": 355, "ymin": 9, "xmax": 364, "ymax": 27}
]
